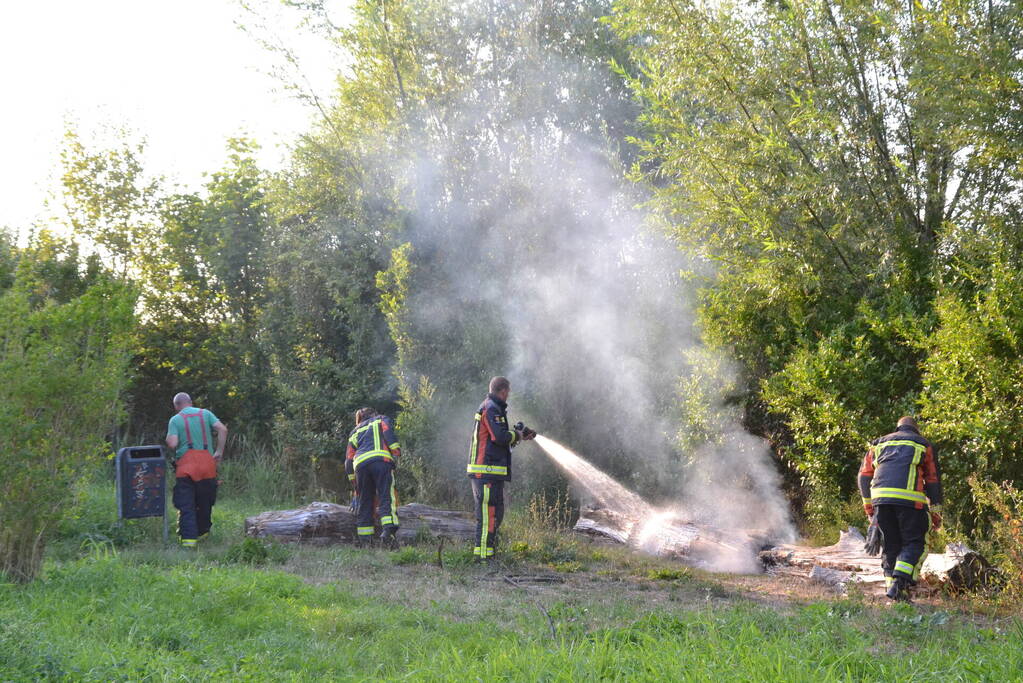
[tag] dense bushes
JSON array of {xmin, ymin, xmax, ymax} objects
[{"xmin": 0, "ymin": 270, "xmax": 134, "ymax": 580}]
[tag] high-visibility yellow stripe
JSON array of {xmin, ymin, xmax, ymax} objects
[
  {"xmin": 894, "ymin": 560, "xmax": 915, "ymax": 576},
  {"xmin": 466, "ymin": 464, "xmax": 508, "ymax": 476},
  {"xmin": 390, "ymin": 476, "xmax": 399, "ymax": 526},
  {"xmin": 901, "ymin": 443, "xmax": 924, "ymax": 491},
  {"xmin": 357, "ymin": 526, "xmax": 375, "ymax": 536},
  {"xmin": 876, "ymin": 440, "xmax": 927, "ymax": 450},
  {"xmin": 480, "ymin": 485, "xmax": 491, "ymax": 553},
  {"xmin": 468, "ymin": 413, "xmax": 481, "ymax": 466},
  {"xmin": 353, "ymin": 450, "xmax": 392, "ymax": 468},
  {"xmin": 871, "ymin": 487, "xmax": 928, "ymax": 504}
]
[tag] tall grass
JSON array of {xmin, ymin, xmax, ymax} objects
[{"xmin": 217, "ymin": 433, "xmax": 298, "ymax": 505}]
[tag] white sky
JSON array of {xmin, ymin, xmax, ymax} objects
[{"xmin": 0, "ymin": 0, "xmax": 349, "ymax": 233}]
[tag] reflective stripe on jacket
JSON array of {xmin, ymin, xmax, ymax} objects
[
  {"xmin": 467, "ymin": 393, "xmax": 519, "ymax": 482},
  {"xmin": 858, "ymin": 425, "xmax": 942, "ymax": 509}
]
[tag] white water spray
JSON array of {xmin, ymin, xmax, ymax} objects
[
  {"xmin": 534, "ymin": 435, "xmax": 651, "ymax": 515},
  {"xmin": 533, "ymin": 434, "xmax": 768, "ymax": 573}
]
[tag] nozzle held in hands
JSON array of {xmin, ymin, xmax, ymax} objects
[{"xmin": 514, "ymin": 421, "xmax": 537, "ymax": 441}]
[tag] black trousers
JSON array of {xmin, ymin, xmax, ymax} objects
[
  {"xmin": 471, "ymin": 479, "xmax": 505, "ymax": 558},
  {"xmin": 173, "ymin": 476, "xmax": 217, "ymax": 541},
  {"xmin": 877, "ymin": 504, "xmax": 929, "ymax": 583},
  {"xmin": 356, "ymin": 459, "xmax": 398, "ymax": 536}
]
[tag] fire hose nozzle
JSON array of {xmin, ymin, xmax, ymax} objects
[{"xmin": 514, "ymin": 422, "xmax": 537, "ymax": 441}]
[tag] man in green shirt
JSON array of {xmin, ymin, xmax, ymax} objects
[{"xmin": 166, "ymin": 392, "xmax": 228, "ymax": 548}]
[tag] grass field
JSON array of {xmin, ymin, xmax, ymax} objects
[{"xmin": 2, "ymin": 484, "xmax": 1021, "ymax": 681}]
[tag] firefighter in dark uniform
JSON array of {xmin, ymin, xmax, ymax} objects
[
  {"xmin": 859, "ymin": 416, "xmax": 943, "ymax": 601},
  {"xmin": 345, "ymin": 408, "xmax": 402, "ymax": 542},
  {"xmin": 467, "ymin": 376, "xmax": 535, "ymax": 560}
]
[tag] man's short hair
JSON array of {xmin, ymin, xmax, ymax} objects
[
  {"xmin": 355, "ymin": 407, "xmax": 375, "ymax": 424},
  {"xmin": 489, "ymin": 376, "xmax": 511, "ymax": 394},
  {"xmin": 897, "ymin": 415, "xmax": 918, "ymax": 430},
  {"xmin": 173, "ymin": 392, "xmax": 192, "ymax": 408}
]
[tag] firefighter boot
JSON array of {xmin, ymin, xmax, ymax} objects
[
  {"xmin": 886, "ymin": 575, "xmax": 911, "ymax": 602},
  {"xmin": 379, "ymin": 524, "xmax": 399, "ymax": 548}
]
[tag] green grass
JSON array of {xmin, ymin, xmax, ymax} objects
[{"xmin": 3, "ymin": 482, "xmax": 1022, "ymax": 680}]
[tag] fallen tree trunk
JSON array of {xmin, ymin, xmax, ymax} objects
[
  {"xmin": 761, "ymin": 528, "xmax": 996, "ymax": 592},
  {"xmin": 244, "ymin": 502, "xmax": 476, "ymax": 544},
  {"xmin": 574, "ymin": 504, "xmax": 771, "ymax": 573}
]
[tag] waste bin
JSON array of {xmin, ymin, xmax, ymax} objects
[{"xmin": 115, "ymin": 445, "xmax": 168, "ymax": 541}]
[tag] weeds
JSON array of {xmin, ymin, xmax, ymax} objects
[
  {"xmin": 391, "ymin": 546, "xmax": 430, "ymax": 566},
  {"xmin": 223, "ymin": 537, "xmax": 291, "ymax": 565},
  {"xmin": 647, "ymin": 567, "xmax": 691, "ymax": 581}
]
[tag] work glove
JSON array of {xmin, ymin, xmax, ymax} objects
[
  {"xmin": 349, "ymin": 495, "xmax": 359, "ymax": 514},
  {"xmin": 864, "ymin": 515, "xmax": 884, "ymax": 557},
  {"xmin": 930, "ymin": 508, "xmax": 942, "ymax": 531}
]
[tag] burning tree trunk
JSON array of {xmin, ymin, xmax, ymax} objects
[{"xmin": 244, "ymin": 502, "xmax": 476, "ymax": 544}]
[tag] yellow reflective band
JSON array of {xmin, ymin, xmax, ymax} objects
[
  {"xmin": 895, "ymin": 560, "xmax": 915, "ymax": 576},
  {"xmin": 480, "ymin": 485, "xmax": 491, "ymax": 553},
  {"xmin": 390, "ymin": 476, "xmax": 399, "ymax": 526},
  {"xmin": 884, "ymin": 576, "xmax": 894, "ymax": 589},
  {"xmin": 509, "ymin": 430, "xmax": 519, "ymax": 447},
  {"xmin": 347, "ymin": 474, "xmax": 356, "ymax": 481},
  {"xmin": 357, "ymin": 526, "xmax": 375, "ymax": 536},
  {"xmin": 468, "ymin": 413, "xmax": 482, "ymax": 465},
  {"xmin": 390, "ymin": 442, "xmax": 401, "ymax": 451},
  {"xmin": 861, "ymin": 497, "xmax": 872, "ymax": 505},
  {"xmin": 473, "ymin": 547, "xmax": 482, "ymax": 556},
  {"xmin": 871, "ymin": 487, "xmax": 927, "ymax": 503},
  {"xmin": 380, "ymin": 516, "xmax": 393, "ymax": 525},
  {"xmin": 181, "ymin": 539, "xmax": 197, "ymax": 547},
  {"xmin": 466, "ymin": 464, "xmax": 508, "ymax": 475},
  {"xmin": 372, "ymin": 420, "xmax": 382, "ymax": 453},
  {"xmin": 876, "ymin": 440, "xmax": 926, "ymax": 449},
  {"xmin": 484, "ymin": 548, "xmax": 494, "ymax": 557},
  {"xmin": 353, "ymin": 450, "xmax": 393, "ymax": 468}
]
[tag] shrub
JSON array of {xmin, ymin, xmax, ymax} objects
[
  {"xmin": 0, "ymin": 279, "xmax": 134, "ymax": 581},
  {"xmin": 968, "ymin": 477, "xmax": 1023, "ymax": 601}
]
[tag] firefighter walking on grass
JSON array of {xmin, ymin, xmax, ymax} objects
[
  {"xmin": 859, "ymin": 416, "xmax": 943, "ymax": 602},
  {"xmin": 467, "ymin": 376, "xmax": 535, "ymax": 561},
  {"xmin": 345, "ymin": 408, "xmax": 402, "ymax": 543},
  {"xmin": 165, "ymin": 392, "xmax": 228, "ymax": 549}
]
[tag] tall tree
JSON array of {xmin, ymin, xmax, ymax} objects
[{"xmin": 612, "ymin": 0, "xmax": 1023, "ymax": 525}]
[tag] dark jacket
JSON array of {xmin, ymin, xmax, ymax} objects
[
  {"xmin": 345, "ymin": 416, "xmax": 401, "ymax": 486},
  {"xmin": 858, "ymin": 424, "xmax": 942, "ymax": 509},
  {"xmin": 466, "ymin": 393, "xmax": 520, "ymax": 482}
]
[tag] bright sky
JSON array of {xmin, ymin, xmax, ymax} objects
[{"xmin": 0, "ymin": 0, "xmax": 349, "ymax": 233}]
